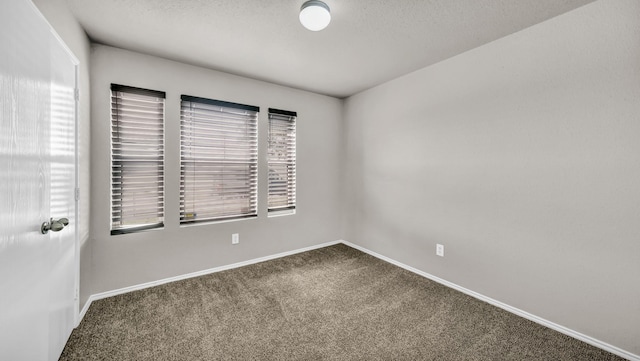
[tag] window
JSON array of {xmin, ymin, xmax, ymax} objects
[
  {"xmin": 268, "ymin": 108, "xmax": 296, "ymax": 214},
  {"xmin": 180, "ymin": 95, "xmax": 259, "ymax": 223},
  {"xmin": 110, "ymin": 84, "xmax": 165, "ymax": 234}
]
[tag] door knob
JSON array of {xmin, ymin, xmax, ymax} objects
[{"xmin": 41, "ymin": 217, "xmax": 69, "ymax": 234}]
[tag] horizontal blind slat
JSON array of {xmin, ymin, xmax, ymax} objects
[
  {"xmin": 180, "ymin": 97, "xmax": 258, "ymax": 223},
  {"xmin": 111, "ymin": 85, "xmax": 165, "ymax": 233},
  {"xmin": 268, "ymin": 110, "xmax": 296, "ymax": 212}
]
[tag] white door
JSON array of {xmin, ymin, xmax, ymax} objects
[{"xmin": 0, "ymin": 0, "xmax": 79, "ymax": 360}]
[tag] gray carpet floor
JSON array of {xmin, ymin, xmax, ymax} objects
[{"xmin": 60, "ymin": 244, "xmax": 624, "ymax": 360}]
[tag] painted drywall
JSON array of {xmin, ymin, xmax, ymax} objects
[
  {"xmin": 90, "ymin": 45, "xmax": 344, "ymax": 295},
  {"xmin": 344, "ymin": 0, "xmax": 640, "ymax": 355},
  {"xmin": 32, "ymin": 0, "xmax": 93, "ymax": 310}
]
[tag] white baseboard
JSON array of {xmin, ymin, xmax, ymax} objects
[
  {"xmin": 78, "ymin": 240, "xmax": 341, "ymax": 324},
  {"xmin": 340, "ymin": 240, "xmax": 639, "ymax": 361},
  {"xmin": 77, "ymin": 238, "xmax": 638, "ymax": 361}
]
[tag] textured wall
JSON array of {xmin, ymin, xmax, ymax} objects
[
  {"xmin": 344, "ymin": 0, "xmax": 640, "ymax": 355},
  {"xmin": 89, "ymin": 45, "xmax": 344, "ymax": 295}
]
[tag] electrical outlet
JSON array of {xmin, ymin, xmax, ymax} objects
[
  {"xmin": 232, "ymin": 233, "xmax": 239, "ymax": 245},
  {"xmin": 436, "ymin": 244, "xmax": 444, "ymax": 257}
]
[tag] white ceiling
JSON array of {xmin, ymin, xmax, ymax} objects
[{"xmin": 67, "ymin": 0, "xmax": 595, "ymax": 98}]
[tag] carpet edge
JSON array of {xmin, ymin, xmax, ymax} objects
[
  {"xmin": 78, "ymin": 240, "xmax": 342, "ymax": 325},
  {"xmin": 341, "ymin": 240, "xmax": 639, "ymax": 361}
]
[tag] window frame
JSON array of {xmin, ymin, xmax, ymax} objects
[
  {"xmin": 179, "ymin": 95, "xmax": 260, "ymax": 224},
  {"xmin": 267, "ymin": 108, "xmax": 297, "ymax": 215},
  {"xmin": 110, "ymin": 84, "xmax": 166, "ymax": 235}
]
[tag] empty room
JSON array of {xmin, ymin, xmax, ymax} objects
[{"xmin": 1, "ymin": 0, "xmax": 639, "ymax": 360}]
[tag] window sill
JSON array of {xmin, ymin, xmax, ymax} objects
[
  {"xmin": 110, "ymin": 223, "xmax": 164, "ymax": 235},
  {"xmin": 268, "ymin": 209, "xmax": 296, "ymax": 218},
  {"xmin": 179, "ymin": 215, "xmax": 258, "ymax": 228}
]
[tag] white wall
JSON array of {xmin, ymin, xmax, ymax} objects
[
  {"xmin": 89, "ymin": 45, "xmax": 344, "ymax": 295},
  {"xmin": 344, "ymin": 0, "xmax": 640, "ymax": 355},
  {"xmin": 33, "ymin": 0, "xmax": 92, "ymax": 309}
]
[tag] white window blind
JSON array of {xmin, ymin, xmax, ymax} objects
[
  {"xmin": 180, "ymin": 95, "xmax": 259, "ymax": 223},
  {"xmin": 268, "ymin": 108, "xmax": 296, "ymax": 212},
  {"xmin": 111, "ymin": 84, "xmax": 165, "ymax": 234}
]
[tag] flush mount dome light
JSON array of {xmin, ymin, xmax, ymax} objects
[{"xmin": 299, "ymin": 0, "xmax": 331, "ymax": 31}]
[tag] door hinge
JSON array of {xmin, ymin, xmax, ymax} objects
[
  {"xmin": 75, "ymin": 187, "xmax": 80, "ymax": 201},
  {"xmin": 75, "ymin": 287, "xmax": 79, "ymax": 301},
  {"xmin": 75, "ymin": 88, "xmax": 80, "ymax": 102}
]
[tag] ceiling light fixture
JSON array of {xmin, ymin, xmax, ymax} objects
[{"xmin": 299, "ymin": 0, "xmax": 331, "ymax": 31}]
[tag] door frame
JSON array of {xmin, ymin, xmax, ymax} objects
[{"xmin": 73, "ymin": 60, "xmax": 80, "ymax": 327}]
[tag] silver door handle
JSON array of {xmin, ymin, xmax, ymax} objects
[{"xmin": 41, "ymin": 217, "xmax": 69, "ymax": 234}]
